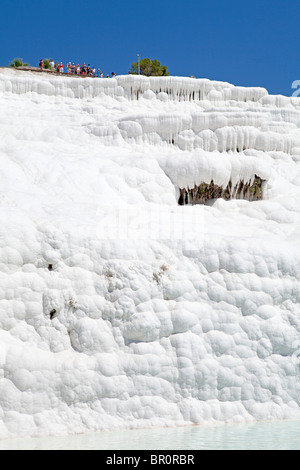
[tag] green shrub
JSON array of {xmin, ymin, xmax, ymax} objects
[
  {"xmin": 129, "ymin": 58, "xmax": 169, "ymax": 76},
  {"xmin": 9, "ymin": 58, "xmax": 29, "ymax": 68},
  {"xmin": 43, "ymin": 59, "xmax": 51, "ymax": 70}
]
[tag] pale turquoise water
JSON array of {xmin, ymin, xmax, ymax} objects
[{"xmin": 0, "ymin": 420, "xmax": 300, "ymax": 450}]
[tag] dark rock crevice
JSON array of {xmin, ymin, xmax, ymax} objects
[{"xmin": 178, "ymin": 176, "xmax": 264, "ymax": 205}]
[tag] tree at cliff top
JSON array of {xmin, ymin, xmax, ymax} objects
[
  {"xmin": 9, "ymin": 58, "xmax": 29, "ymax": 68},
  {"xmin": 129, "ymin": 58, "xmax": 169, "ymax": 76},
  {"xmin": 43, "ymin": 59, "xmax": 51, "ymax": 70}
]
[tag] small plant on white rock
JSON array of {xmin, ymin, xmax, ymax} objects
[{"xmin": 68, "ymin": 298, "xmax": 78, "ymax": 309}]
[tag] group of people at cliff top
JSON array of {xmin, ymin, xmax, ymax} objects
[{"xmin": 39, "ymin": 59, "xmax": 116, "ymax": 78}]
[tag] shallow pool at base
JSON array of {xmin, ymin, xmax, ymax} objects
[{"xmin": 1, "ymin": 420, "xmax": 300, "ymax": 450}]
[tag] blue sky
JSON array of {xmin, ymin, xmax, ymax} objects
[{"xmin": 0, "ymin": 0, "xmax": 299, "ymax": 96}]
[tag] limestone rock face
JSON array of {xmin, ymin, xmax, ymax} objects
[{"xmin": 0, "ymin": 68, "xmax": 300, "ymax": 439}]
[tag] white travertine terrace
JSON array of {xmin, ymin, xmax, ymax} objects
[{"xmin": 0, "ymin": 68, "xmax": 300, "ymax": 439}]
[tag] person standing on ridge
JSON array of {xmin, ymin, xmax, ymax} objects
[{"xmin": 39, "ymin": 59, "xmax": 44, "ymax": 70}]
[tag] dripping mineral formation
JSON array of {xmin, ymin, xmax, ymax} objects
[
  {"xmin": 0, "ymin": 67, "xmax": 300, "ymax": 439},
  {"xmin": 178, "ymin": 176, "xmax": 265, "ymax": 205}
]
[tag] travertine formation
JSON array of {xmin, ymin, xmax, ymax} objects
[{"xmin": 0, "ymin": 68, "xmax": 300, "ymax": 439}]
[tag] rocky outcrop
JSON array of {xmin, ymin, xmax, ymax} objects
[{"xmin": 178, "ymin": 176, "xmax": 264, "ymax": 205}]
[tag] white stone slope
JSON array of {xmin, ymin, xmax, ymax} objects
[{"xmin": 0, "ymin": 68, "xmax": 300, "ymax": 439}]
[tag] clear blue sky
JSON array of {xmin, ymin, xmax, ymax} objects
[{"xmin": 1, "ymin": 0, "xmax": 299, "ymax": 96}]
